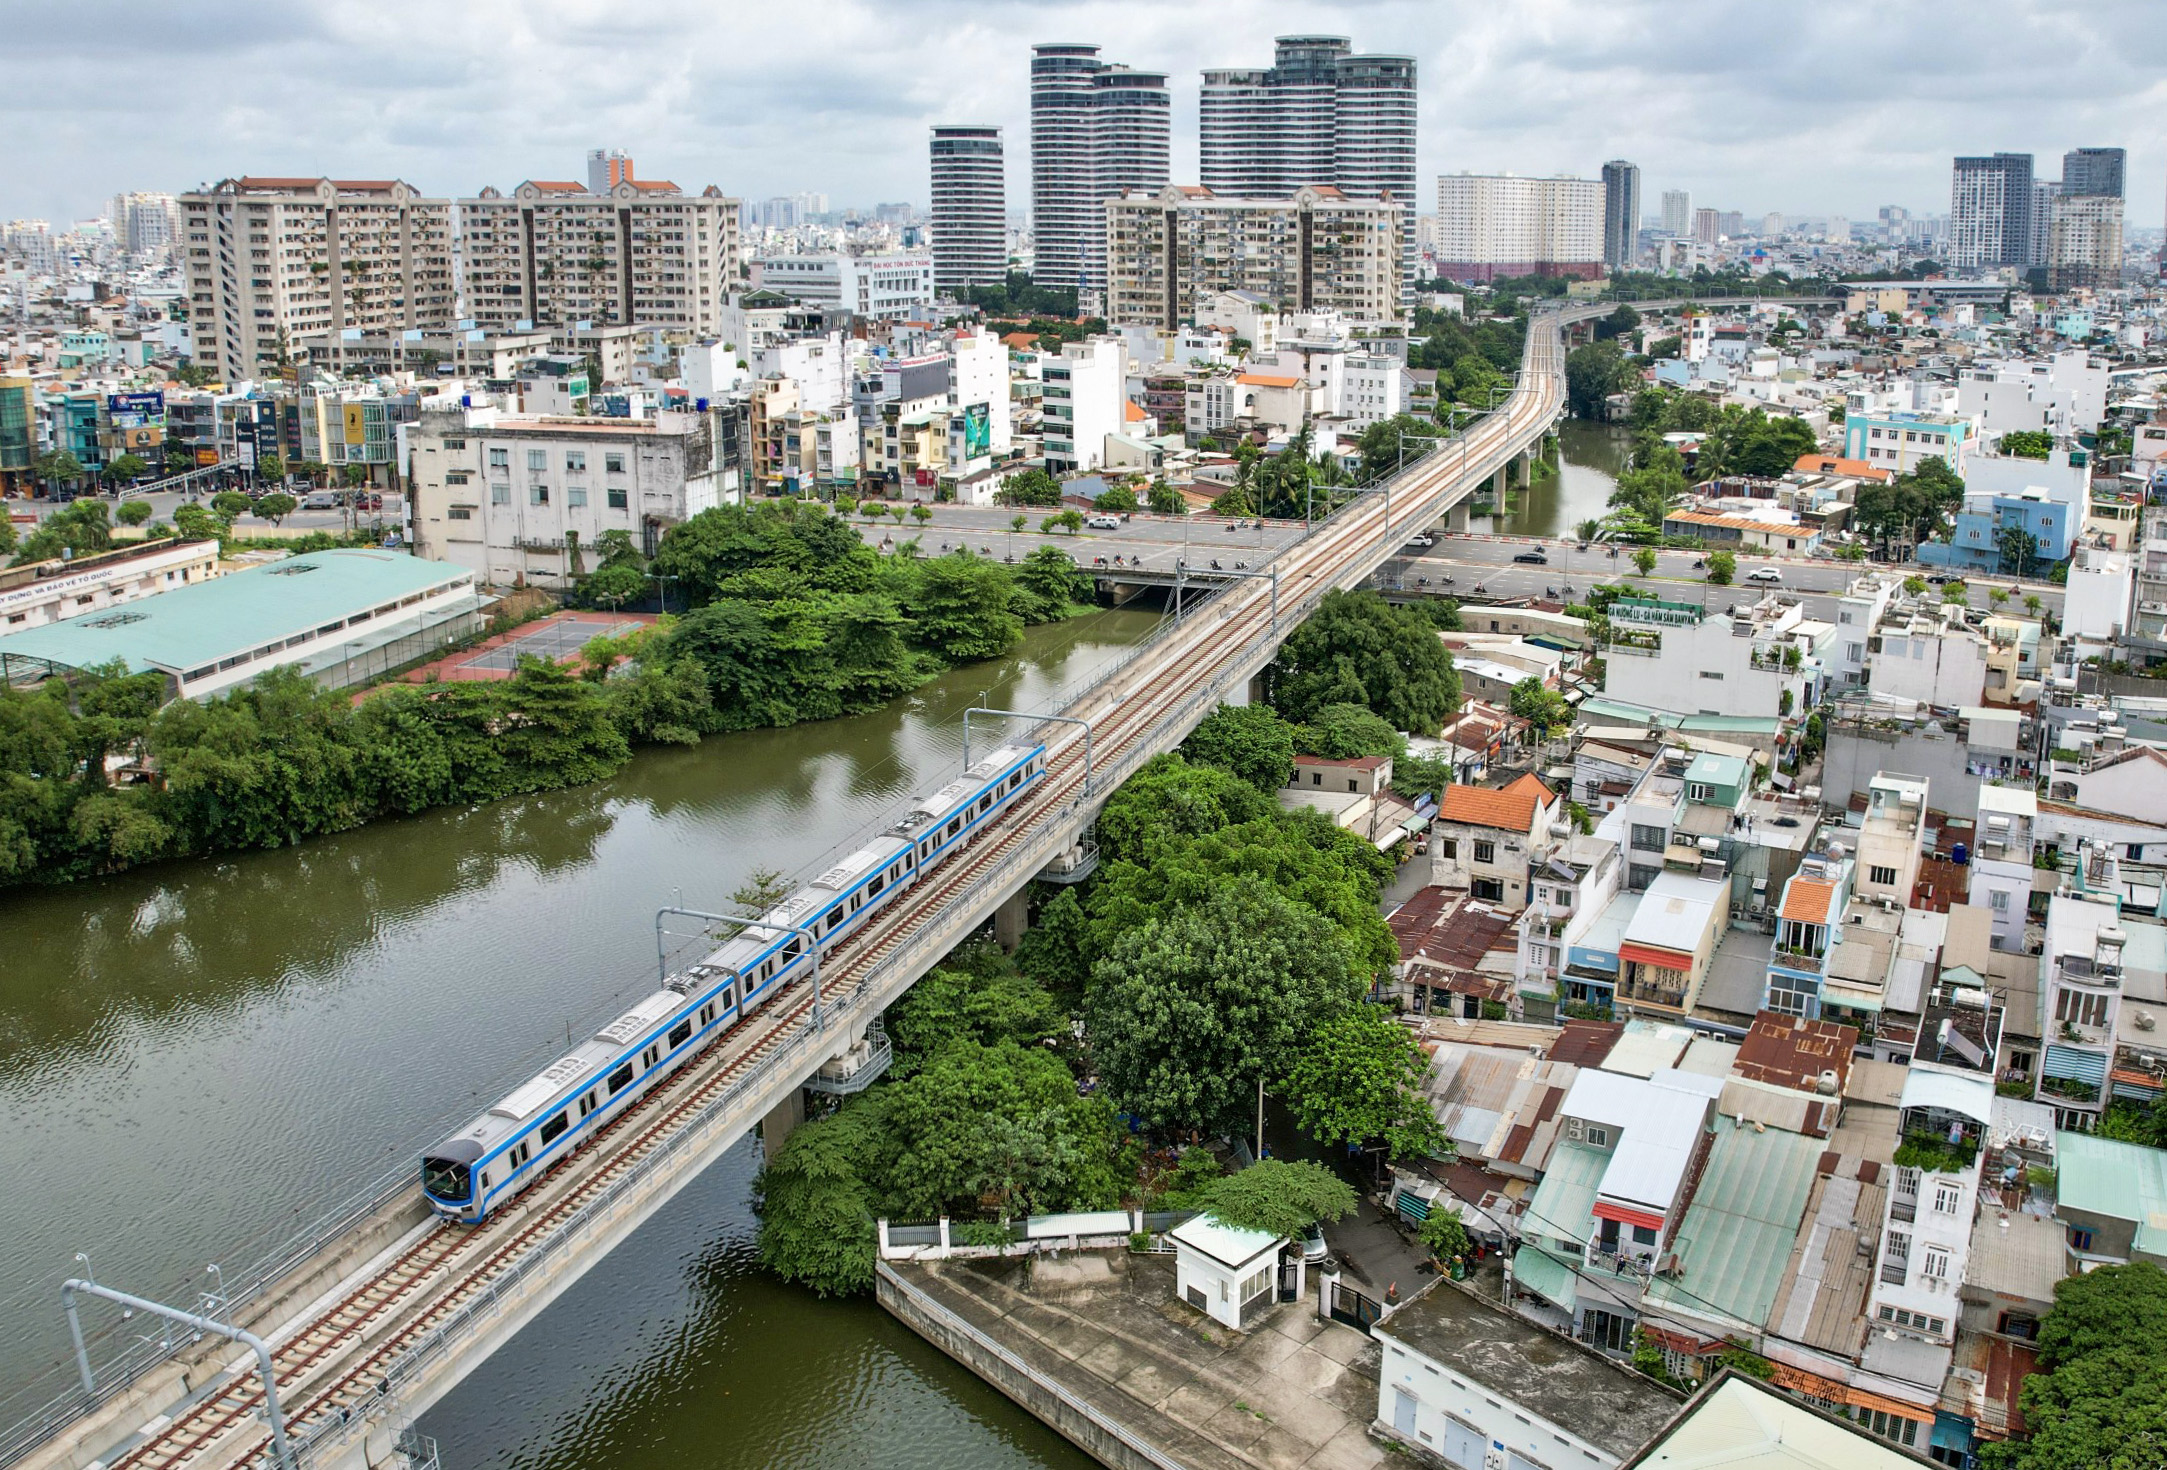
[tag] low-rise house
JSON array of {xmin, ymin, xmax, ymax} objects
[
  {"xmin": 1614, "ymin": 870, "xmax": 1731, "ymax": 1018},
  {"xmin": 1617, "ymin": 1372, "xmax": 1928, "ymax": 1470},
  {"xmin": 1169, "ymin": 1215, "xmax": 1283, "ymax": 1330},
  {"xmin": 1431, "ymin": 774, "xmax": 1559, "ymax": 910},
  {"xmin": 2053, "ymin": 1129, "xmax": 2167, "ymax": 1269},
  {"xmin": 1375, "ymin": 1276, "xmax": 1683, "ymax": 1470}
]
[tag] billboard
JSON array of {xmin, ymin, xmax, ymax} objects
[
  {"xmin": 106, "ymin": 391, "xmax": 164, "ymax": 429},
  {"xmin": 343, "ymin": 404, "xmax": 368, "ymax": 445},
  {"xmin": 962, "ymin": 401, "xmax": 991, "ymax": 459}
]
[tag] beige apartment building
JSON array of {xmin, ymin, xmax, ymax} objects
[
  {"xmin": 1104, "ymin": 184, "xmax": 1403, "ymax": 330},
  {"xmin": 180, "ymin": 177, "xmax": 457, "ymax": 384},
  {"xmin": 459, "ymin": 177, "xmax": 741, "ymax": 337}
]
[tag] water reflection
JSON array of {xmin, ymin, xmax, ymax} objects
[
  {"xmin": 0, "ymin": 608, "xmax": 1157, "ymax": 1436},
  {"xmin": 1469, "ymin": 419, "xmax": 1628, "ymax": 539}
]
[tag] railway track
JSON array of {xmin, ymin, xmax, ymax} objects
[{"xmin": 96, "ymin": 324, "xmax": 1566, "ymax": 1470}]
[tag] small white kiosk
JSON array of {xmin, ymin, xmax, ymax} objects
[{"xmin": 1169, "ymin": 1214, "xmax": 1284, "ymax": 1330}]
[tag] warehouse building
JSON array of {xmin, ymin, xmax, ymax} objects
[{"xmin": 0, "ymin": 549, "xmax": 484, "ymax": 701}]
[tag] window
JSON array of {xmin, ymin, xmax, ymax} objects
[
  {"xmin": 539, "ymin": 1111, "xmax": 569, "ymax": 1146},
  {"xmin": 606, "ymin": 452, "xmax": 625, "ymax": 473},
  {"xmin": 527, "ymin": 448, "xmax": 547, "ymax": 471},
  {"xmin": 1933, "ymin": 1183, "xmax": 1962, "ymax": 1215},
  {"xmin": 1870, "ymin": 865, "xmax": 1899, "ymax": 887},
  {"xmin": 1989, "ymin": 889, "xmax": 2010, "ymax": 911},
  {"xmin": 448, "ymin": 506, "xmax": 473, "ymax": 520},
  {"xmin": 443, "ymin": 438, "xmax": 466, "ymax": 450},
  {"xmin": 566, "ymin": 450, "xmax": 586, "ymax": 472},
  {"xmin": 2069, "ymin": 1226, "xmax": 2095, "ymax": 1252},
  {"xmin": 668, "ymin": 1018, "xmax": 693, "ymax": 1048},
  {"xmin": 1698, "ymin": 669, "xmax": 1724, "ymax": 680},
  {"xmin": 1631, "ymin": 823, "xmax": 1666, "ymax": 852},
  {"xmin": 1472, "ymin": 878, "xmax": 1505, "ymax": 902},
  {"xmin": 608, "ymin": 1062, "xmax": 635, "ymax": 1094},
  {"xmin": 1922, "ymin": 1246, "xmax": 1950, "ymax": 1280},
  {"xmin": 492, "ymin": 482, "xmax": 510, "ymax": 505},
  {"xmin": 1687, "ymin": 783, "xmax": 1712, "ymax": 802},
  {"xmin": 1473, "ymin": 840, "xmax": 1496, "ymax": 864},
  {"xmin": 1857, "ymin": 1409, "xmax": 1919, "ymax": 1448},
  {"xmin": 530, "ymin": 485, "xmax": 549, "ymax": 505},
  {"xmin": 1584, "ymin": 1125, "xmax": 1610, "ymax": 1147},
  {"xmin": 568, "ymin": 486, "xmax": 588, "ymax": 507},
  {"xmin": 1629, "ymin": 863, "xmax": 1661, "ymax": 891},
  {"xmin": 1440, "ymin": 839, "xmax": 1458, "ymax": 860},
  {"xmin": 489, "ymin": 448, "xmax": 508, "ymax": 468},
  {"xmin": 608, "ymin": 486, "xmax": 628, "ymax": 509}
]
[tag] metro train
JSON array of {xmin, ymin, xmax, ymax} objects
[{"xmin": 420, "ymin": 741, "xmax": 1048, "ymax": 1222}]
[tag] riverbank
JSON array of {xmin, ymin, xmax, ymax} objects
[{"xmin": 879, "ymin": 1254, "xmax": 1387, "ymax": 1470}]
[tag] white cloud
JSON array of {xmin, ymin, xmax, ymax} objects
[{"xmin": 1, "ymin": 0, "xmax": 2161, "ymax": 228}]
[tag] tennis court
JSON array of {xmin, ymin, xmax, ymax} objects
[{"xmin": 402, "ymin": 610, "xmax": 655, "ymax": 683}]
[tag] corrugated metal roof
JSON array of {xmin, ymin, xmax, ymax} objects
[
  {"xmin": 1522, "ymin": 1139, "xmax": 1607, "ymax": 1249},
  {"xmin": 1645, "ymin": 1124, "xmax": 1824, "ymax": 1332},
  {"xmin": 2056, "ymin": 1130, "xmax": 2167, "ymax": 1254},
  {"xmin": 1510, "ymin": 1244, "xmax": 1578, "ymax": 1311}
]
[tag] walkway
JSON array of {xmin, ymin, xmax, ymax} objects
[{"xmin": 883, "ymin": 1255, "xmax": 1386, "ymax": 1470}]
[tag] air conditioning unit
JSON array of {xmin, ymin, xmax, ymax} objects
[{"xmin": 1564, "ymin": 1117, "xmax": 1586, "ymax": 1144}]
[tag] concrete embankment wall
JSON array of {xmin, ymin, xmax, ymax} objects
[{"xmin": 875, "ymin": 1262, "xmax": 1186, "ymax": 1470}]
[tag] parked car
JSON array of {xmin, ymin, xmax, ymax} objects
[
  {"xmin": 1513, "ymin": 548, "xmax": 1548, "ymax": 565},
  {"xmin": 1086, "ymin": 514, "xmax": 1121, "ymax": 530},
  {"xmin": 301, "ymin": 491, "xmax": 339, "ymax": 510},
  {"xmin": 1405, "ymin": 533, "xmax": 1435, "ymax": 549},
  {"xmin": 1746, "ymin": 566, "xmax": 1783, "ymax": 585},
  {"xmin": 1299, "ymin": 1222, "xmax": 1329, "ymax": 1263}
]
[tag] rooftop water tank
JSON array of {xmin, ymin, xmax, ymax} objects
[{"xmin": 1951, "ymin": 842, "xmax": 1969, "ymax": 866}]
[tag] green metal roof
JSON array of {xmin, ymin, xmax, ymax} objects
[
  {"xmin": 1643, "ymin": 1124, "xmax": 1823, "ymax": 1333},
  {"xmin": 1523, "ymin": 1140, "xmax": 1608, "ymax": 1253},
  {"xmin": 1511, "ymin": 1245, "xmax": 1579, "ymax": 1311},
  {"xmin": 1684, "ymin": 751, "xmax": 1749, "ymax": 790},
  {"xmin": 2056, "ymin": 1130, "xmax": 2167, "ymax": 1255},
  {"xmin": 0, "ymin": 550, "xmax": 471, "ymax": 679}
]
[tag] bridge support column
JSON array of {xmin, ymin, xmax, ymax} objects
[
  {"xmin": 1491, "ymin": 464, "xmax": 1508, "ymax": 497},
  {"xmin": 761, "ymin": 1087, "xmax": 805, "ymax": 1164},
  {"xmin": 994, "ymin": 889, "xmax": 1029, "ymax": 952},
  {"xmin": 1446, "ymin": 501, "xmax": 1469, "ymax": 533},
  {"xmin": 1103, "ymin": 579, "xmax": 1148, "ymax": 607},
  {"xmin": 1247, "ymin": 671, "xmax": 1269, "ymax": 705}
]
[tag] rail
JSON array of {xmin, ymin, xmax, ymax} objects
[{"xmin": 6, "ymin": 308, "xmax": 1576, "ymax": 1470}]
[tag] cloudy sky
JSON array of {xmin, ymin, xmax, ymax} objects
[{"xmin": 5, "ymin": 0, "xmax": 2163, "ymax": 229}]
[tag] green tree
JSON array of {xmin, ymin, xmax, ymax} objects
[
  {"xmin": 1092, "ymin": 753, "xmax": 1273, "ymax": 867},
  {"xmin": 115, "ymin": 499, "xmax": 153, "ymax": 529},
  {"xmin": 1191, "ymin": 1160, "xmax": 1358, "ymax": 1239},
  {"xmin": 1296, "ymin": 702, "xmax": 1401, "ymax": 760},
  {"xmin": 1270, "ymin": 590, "xmax": 1460, "ymax": 734},
  {"xmin": 2025, "ymin": 594, "xmax": 2044, "ymax": 618},
  {"xmin": 171, "ymin": 503, "xmax": 222, "ymax": 542},
  {"xmin": 103, "ymin": 452, "xmax": 149, "ymax": 484},
  {"xmin": 254, "ymin": 493, "xmax": 298, "ymax": 527},
  {"xmin": 33, "ymin": 450, "xmax": 83, "ymax": 494},
  {"xmin": 886, "ymin": 962, "xmax": 1064, "ymax": 1075},
  {"xmin": 1705, "ymin": 549, "xmax": 1736, "ymax": 585},
  {"xmin": 1508, "ymin": 677, "xmax": 1571, "ymax": 736},
  {"xmin": 1355, "ymin": 413, "xmax": 1441, "ymax": 485},
  {"xmin": 1181, "ymin": 703, "xmax": 1298, "ymax": 793},
  {"xmin": 211, "ymin": 490, "xmax": 251, "ymax": 520},
  {"xmin": 910, "ymin": 503, "xmax": 933, "ymax": 526},
  {"xmin": 341, "ymin": 463, "xmax": 368, "ymax": 489},
  {"xmin": 1999, "ymin": 430, "xmax": 2054, "ymax": 461},
  {"xmin": 1280, "ymin": 1005, "xmax": 1447, "ymax": 1159},
  {"xmin": 1010, "ymin": 513, "xmax": 1028, "ymax": 533},
  {"xmin": 905, "ymin": 554, "xmax": 1023, "ymax": 662},
  {"xmin": 1087, "ymin": 881, "xmax": 1367, "ymax": 1136},
  {"xmin": 882, "ymin": 1038, "xmax": 1110, "ymax": 1219},
  {"xmin": 1632, "ymin": 546, "xmax": 1658, "ymax": 577},
  {"xmin": 1011, "ymin": 544, "xmax": 1087, "ymax": 622},
  {"xmin": 1146, "ymin": 480, "xmax": 1186, "ymax": 516},
  {"xmin": 579, "ymin": 562, "xmax": 648, "ymax": 610},
  {"xmin": 1418, "ymin": 1206, "xmax": 1472, "ymax": 1265},
  {"xmin": 257, "ymin": 452, "xmax": 285, "ymax": 483},
  {"xmin": 1564, "ymin": 340, "xmax": 1638, "ymax": 419},
  {"xmin": 999, "ymin": 467, "xmax": 1065, "ymax": 508},
  {"xmin": 1985, "ymin": 1264, "xmax": 2167, "ymax": 1470},
  {"xmin": 1093, "ymin": 484, "xmax": 1139, "ymax": 513},
  {"xmin": 1040, "ymin": 509, "xmax": 1083, "ymax": 536},
  {"xmin": 754, "ymin": 1095, "xmax": 888, "ymax": 1296}
]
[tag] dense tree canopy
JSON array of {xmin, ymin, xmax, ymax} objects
[
  {"xmin": 1280, "ymin": 1005, "xmax": 1447, "ymax": 1159},
  {"xmin": 1986, "ymin": 1264, "xmax": 2167, "ymax": 1470},
  {"xmin": 1192, "ymin": 1160, "xmax": 1357, "ymax": 1239},
  {"xmin": 1269, "ymin": 590, "xmax": 1461, "ymax": 735},
  {"xmin": 1181, "ymin": 703, "xmax": 1298, "ymax": 793}
]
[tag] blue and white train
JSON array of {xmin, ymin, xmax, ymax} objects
[{"xmin": 420, "ymin": 741, "xmax": 1048, "ymax": 1222}]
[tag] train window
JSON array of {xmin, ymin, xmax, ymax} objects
[
  {"xmin": 979, "ymin": 796, "xmax": 992, "ymax": 814},
  {"xmin": 644, "ymin": 1046, "xmax": 659, "ymax": 1067},
  {"xmin": 719, "ymin": 984, "xmax": 735, "ymax": 1008},
  {"xmin": 867, "ymin": 874, "xmax": 884, "ymax": 898},
  {"xmin": 784, "ymin": 937, "xmax": 802, "ymax": 959},
  {"xmin": 946, "ymin": 819, "xmax": 961, "ymax": 838},
  {"xmin": 608, "ymin": 1062, "xmax": 635, "ymax": 1094},
  {"xmin": 668, "ymin": 1019, "xmax": 693, "ymax": 1048},
  {"xmin": 849, "ymin": 893, "xmax": 861, "ymax": 912},
  {"xmin": 578, "ymin": 1094, "xmax": 595, "ymax": 1117},
  {"xmin": 540, "ymin": 1112, "xmax": 569, "ymax": 1146}
]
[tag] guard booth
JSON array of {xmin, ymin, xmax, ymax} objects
[{"xmin": 1169, "ymin": 1215, "xmax": 1284, "ymax": 1330}]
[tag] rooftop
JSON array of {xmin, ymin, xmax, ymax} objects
[
  {"xmin": 1379, "ymin": 1277, "xmax": 1684, "ymax": 1459},
  {"xmin": 0, "ymin": 550, "xmax": 472, "ymax": 680},
  {"xmin": 1734, "ymin": 1012, "xmax": 1857, "ymax": 1094},
  {"xmin": 2056, "ymin": 1130, "xmax": 2167, "ymax": 1252},
  {"xmin": 1436, "ymin": 773, "xmax": 1553, "ymax": 832},
  {"xmin": 1644, "ymin": 1123, "xmax": 1824, "ymax": 1333},
  {"xmin": 1619, "ymin": 1372, "xmax": 1924, "ymax": 1470}
]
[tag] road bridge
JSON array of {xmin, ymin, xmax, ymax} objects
[{"xmin": 11, "ymin": 307, "xmax": 1587, "ymax": 1470}]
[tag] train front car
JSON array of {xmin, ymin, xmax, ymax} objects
[{"xmin": 421, "ymin": 1137, "xmax": 486, "ymax": 1221}]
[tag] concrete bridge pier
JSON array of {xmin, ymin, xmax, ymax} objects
[
  {"xmin": 994, "ymin": 889, "xmax": 1029, "ymax": 952},
  {"xmin": 1491, "ymin": 463, "xmax": 1508, "ymax": 498},
  {"xmin": 760, "ymin": 1087, "xmax": 805, "ymax": 1163},
  {"xmin": 1247, "ymin": 671, "xmax": 1269, "ymax": 705},
  {"xmin": 1102, "ymin": 579, "xmax": 1149, "ymax": 607},
  {"xmin": 1446, "ymin": 501, "xmax": 1470, "ymax": 533}
]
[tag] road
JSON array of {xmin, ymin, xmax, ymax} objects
[
  {"xmin": 14, "ymin": 486, "xmax": 396, "ymax": 535},
  {"xmin": 1389, "ymin": 533, "xmax": 2068, "ymax": 623},
  {"xmin": 842, "ymin": 502, "xmax": 1307, "ymax": 569}
]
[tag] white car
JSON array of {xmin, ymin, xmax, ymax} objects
[
  {"xmin": 1745, "ymin": 566, "xmax": 1783, "ymax": 585},
  {"xmin": 1405, "ymin": 533, "xmax": 1436, "ymax": 549},
  {"xmin": 1086, "ymin": 514, "xmax": 1121, "ymax": 530}
]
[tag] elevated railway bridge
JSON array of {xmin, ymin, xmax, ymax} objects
[{"xmin": 15, "ymin": 306, "xmax": 1595, "ymax": 1470}]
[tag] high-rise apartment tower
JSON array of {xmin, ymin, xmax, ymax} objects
[
  {"xmin": 1029, "ymin": 44, "xmax": 1169, "ymax": 298},
  {"xmin": 2062, "ymin": 147, "xmax": 2126, "ymax": 199},
  {"xmin": 1199, "ymin": 36, "xmax": 1416, "ymax": 299},
  {"xmin": 1660, "ymin": 189, "xmax": 1691, "ymax": 237},
  {"xmin": 1950, "ymin": 153, "xmax": 2035, "ymax": 270},
  {"xmin": 1600, "ymin": 160, "xmax": 1641, "ymax": 269},
  {"xmin": 929, "ymin": 125, "xmax": 1008, "ymax": 294}
]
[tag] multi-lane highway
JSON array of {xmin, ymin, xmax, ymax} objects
[{"xmin": 1381, "ymin": 533, "xmax": 2068, "ymax": 625}]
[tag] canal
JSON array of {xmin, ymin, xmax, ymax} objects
[
  {"xmin": 0, "ymin": 611, "xmax": 1164, "ymax": 1470},
  {"xmin": 1467, "ymin": 418, "xmax": 1628, "ymax": 540}
]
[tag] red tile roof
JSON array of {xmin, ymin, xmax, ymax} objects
[
  {"xmin": 1436, "ymin": 773, "xmax": 1552, "ymax": 832},
  {"xmin": 1237, "ymin": 373, "xmax": 1300, "ymax": 388},
  {"xmin": 1794, "ymin": 453, "xmax": 1894, "ymax": 484},
  {"xmin": 1781, "ymin": 876, "xmax": 1839, "ymax": 924}
]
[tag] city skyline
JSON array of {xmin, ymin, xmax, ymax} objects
[{"xmin": 2, "ymin": 1, "xmax": 2162, "ymax": 231}]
